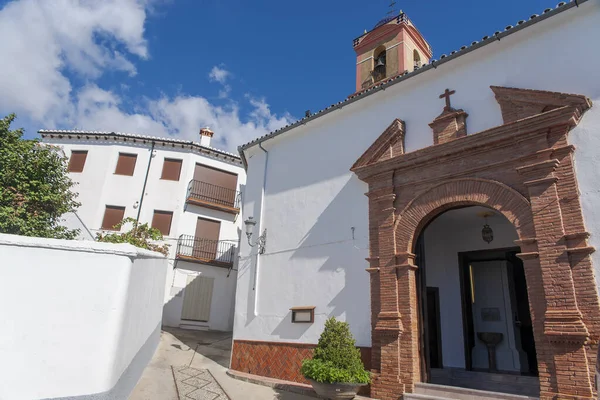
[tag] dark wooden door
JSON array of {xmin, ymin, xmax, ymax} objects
[
  {"xmin": 427, "ymin": 287, "xmax": 443, "ymax": 369},
  {"xmin": 193, "ymin": 218, "xmax": 221, "ymax": 260},
  {"xmin": 415, "ymin": 233, "xmax": 430, "ymax": 382},
  {"xmin": 507, "ymin": 251, "xmax": 538, "ymax": 375}
]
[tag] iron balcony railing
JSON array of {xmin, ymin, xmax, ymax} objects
[
  {"xmin": 176, "ymin": 235, "xmax": 237, "ymax": 266},
  {"xmin": 187, "ymin": 180, "xmax": 241, "ymax": 210}
]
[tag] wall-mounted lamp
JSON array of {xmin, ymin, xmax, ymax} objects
[{"xmin": 244, "ymin": 216, "xmax": 267, "ymax": 254}]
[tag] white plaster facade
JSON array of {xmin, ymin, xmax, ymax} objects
[
  {"xmin": 0, "ymin": 233, "xmax": 167, "ymax": 400},
  {"xmin": 235, "ymin": 0, "xmax": 600, "ymax": 350},
  {"xmin": 42, "ymin": 132, "xmax": 246, "ymax": 332}
]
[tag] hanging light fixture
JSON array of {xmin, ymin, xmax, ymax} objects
[{"xmin": 479, "ymin": 212, "xmax": 494, "ymax": 244}]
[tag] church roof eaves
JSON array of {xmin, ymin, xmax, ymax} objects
[
  {"xmin": 237, "ymin": 0, "xmax": 586, "ymax": 168},
  {"xmin": 38, "ymin": 129, "xmax": 242, "ymax": 164}
]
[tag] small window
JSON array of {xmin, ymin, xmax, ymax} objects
[
  {"xmin": 68, "ymin": 150, "xmax": 88, "ymax": 173},
  {"xmin": 290, "ymin": 306, "xmax": 316, "ymax": 323},
  {"xmin": 161, "ymin": 158, "xmax": 183, "ymax": 181},
  {"xmin": 152, "ymin": 210, "xmax": 173, "ymax": 236},
  {"xmin": 115, "ymin": 153, "xmax": 137, "ymax": 176},
  {"xmin": 101, "ymin": 206, "xmax": 125, "ymax": 231}
]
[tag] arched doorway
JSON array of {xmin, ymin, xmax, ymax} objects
[
  {"xmin": 352, "ymin": 90, "xmax": 600, "ymax": 400},
  {"xmin": 414, "ymin": 205, "xmax": 538, "ymax": 396}
]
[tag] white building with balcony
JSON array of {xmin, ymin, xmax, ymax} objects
[{"xmin": 41, "ymin": 128, "xmax": 246, "ymax": 332}]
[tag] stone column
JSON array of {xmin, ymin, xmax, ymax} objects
[{"xmin": 517, "ymin": 158, "xmax": 593, "ymax": 399}]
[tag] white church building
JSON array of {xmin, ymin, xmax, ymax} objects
[
  {"xmin": 41, "ymin": 128, "xmax": 245, "ymax": 332},
  {"xmin": 231, "ymin": 1, "xmax": 600, "ymax": 399}
]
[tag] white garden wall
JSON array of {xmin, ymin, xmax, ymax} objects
[
  {"xmin": 235, "ymin": 0, "xmax": 600, "ymax": 347},
  {"xmin": 0, "ymin": 234, "xmax": 167, "ymax": 400}
]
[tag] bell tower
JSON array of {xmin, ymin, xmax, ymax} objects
[{"xmin": 353, "ymin": 10, "xmax": 432, "ymax": 92}]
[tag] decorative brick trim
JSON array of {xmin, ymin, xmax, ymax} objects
[
  {"xmin": 230, "ymin": 340, "xmax": 372, "ymax": 388},
  {"xmin": 429, "ymin": 108, "xmax": 468, "ymax": 145},
  {"xmin": 352, "ymin": 86, "xmax": 600, "ymax": 400},
  {"xmin": 491, "ymin": 86, "xmax": 592, "ymax": 124},
  {"xmin": 353, "ymin": 119, "xmax": 405, "ymax": 170}
]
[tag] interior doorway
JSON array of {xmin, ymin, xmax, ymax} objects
[
  {"xmin": 415, "ymin": 206, "xmax": 538, "ymax": 394},
  {"xmin": 458, "ymin": 249, "xmax": 537, "ymax": 375}
]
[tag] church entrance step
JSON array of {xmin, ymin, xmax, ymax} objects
[
  {"xmin": 412, "ymin": 383, "xmax": 539, "ymax": 400},
  {"xmin": 429, "ymin": 368, "xmax": 539, "ymax": 397},
  {"xmin": 404, "ymin": 394, "xmax": 453, "ymax": 400}
]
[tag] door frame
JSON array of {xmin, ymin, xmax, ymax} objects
[{"xmin": 457, "ymin": 247, "xmax": 521, "ymax": 372}]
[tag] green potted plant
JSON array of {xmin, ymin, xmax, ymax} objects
[{"xmin": 301, "ymin": 317, "xmax": 370, "ymax": 399}]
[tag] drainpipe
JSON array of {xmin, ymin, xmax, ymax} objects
[
  {"xmin": 135, "ymin": 141, "xmax": 155, "ymax": 225},
  {"xmin": 252, "ymin": 142, "xmax": 269, "ymax": 314}
]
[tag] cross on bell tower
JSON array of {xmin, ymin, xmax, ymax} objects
[{"xmin": 387, "ymin": 0, "xmax": 398, "ymax": 16}]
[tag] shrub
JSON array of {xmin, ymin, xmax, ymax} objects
[
  {"xmin": 96, "ymin": 217, "xmax": 170, "ymax": 256},
  {"xmin": 0, "ymin": 113, "xmax": 80, "ymax": 239},
  {"xmin": 301, "ymin": 317, "xmax": 370, "ymax": 384}
]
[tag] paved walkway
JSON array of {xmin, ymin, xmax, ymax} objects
[
  {"xmin": 172, "ymin": 366, "xmax": 229, "ymax": 400},
  {"xmin": 130, "ymin": 328, "xmax": 313, "ymax": 400}
]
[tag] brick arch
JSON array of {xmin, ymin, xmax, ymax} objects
[{"xmin": 394, "ymin": 178, "xmax": 535, "ymax": 254}]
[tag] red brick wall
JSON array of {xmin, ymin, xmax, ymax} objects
[{"xmin": 230, "ymin": 339, "xmax": 372, "ymax": 385}]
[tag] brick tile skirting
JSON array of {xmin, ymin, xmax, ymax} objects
[
  {"xmin": 230, "ymin": 339, "xmax": 372, "ymax": 392},
  {"xmin": 226, "ymin": 369, "xmax": 374, "ymax": 399}
]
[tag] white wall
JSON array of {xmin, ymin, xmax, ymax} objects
[
  {"xmin": 163, "ymin": 261, "xmax": 238, "ymax": 332},
  {"xmin": 235, "ymin": 1, "xmax": 600, "ymax": 347},
  {"xmin": 0, "ymin": 233, "xmax": 168, "ymax": 400},
  {"xmin": 43, "ymin": 139, "xmax": 245, "ymax": 243},
  {"xmin": 423, "ymin": 207, "xmax": 519, "ymax": 369},
  {"xmin": 43, "ymin": 136, "xmax": 246, "ymax": 333}
]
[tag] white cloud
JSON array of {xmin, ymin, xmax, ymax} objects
[
  {"xmin": 0, "ymin": 0, "xmax": 293, "ymax": 153},
  {"xmin": 209, "ymin": 65, "xmax": 232, "ymax": 99},
  {"xmin": 209, "ymin": 65, "xmax": 231, "ymax": 84}
]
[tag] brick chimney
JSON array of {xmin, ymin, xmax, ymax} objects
[{"xmin": 199, "ymin": 127, "xmax": 214, "ymax": 147}]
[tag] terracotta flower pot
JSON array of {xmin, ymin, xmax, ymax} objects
[{"xmin": 307, "ymin": 378, "xmax": 364, "ymax": 399}]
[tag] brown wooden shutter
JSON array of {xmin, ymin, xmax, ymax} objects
[
  {"xmin": 160, "ymin": 159, "xmax": 182, "ymax": 181},
  {"xmin": 193, "ymin": 164, "xmax": 238, "ymax": 205},
  {"xmin": 193, "ymin": 218, "xmax": 221, "ymax": 260},
  {"xmin": 193, "ymin": 164, "xmax": 237, "ymax": 191},
  {"xmin": 68, "ymin": 150, "xmax": 88, "ymax": 173},
  {"xmin": 101, "ymin": 206, "xmax": 125, "ymax": 230},
  {"xmin": 151, "ymin": 210, "xmax": 173, "ymax": 236},
  {"xmin": 194, "ymin": 217, "xmax": 221, "ymax": 241},
  {"xmin": 115, "ymin": 153, "xmax": 137, "ymax": 176}
]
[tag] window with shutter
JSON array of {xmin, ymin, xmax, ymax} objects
[
  {"xmin": 101, "ymin": 206, "xmax": 126, "ymax": 230},
  {"xmin": 115, "ymin": 153, "xmax": 137, "ymax": 176},
  {"xmin": 68, "ymin": 150, "xmax": 88, "ymax": 173},
  {"xmin": 152, "ymin": 210, "xmax": 173, "ymax": 236},
  {"xmin": 161, "ymin": 158, "xmax": 183, "ymax": 181}
]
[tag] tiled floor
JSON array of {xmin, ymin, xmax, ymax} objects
[{"xmin": 172, "ymin": 366, "xmax": 229, "ymax": 400}]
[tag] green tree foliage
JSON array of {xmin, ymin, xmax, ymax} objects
[
  {"xmin": 301, "ymin": 317, "xmax": 370, "ymax": 384},
  {"xmin": 96, "ymin": 217, "xmax": 169, "ymax": 256},
  {"xmin": 0, "ymin": 114, "xmax": 80, "ymax": 239}
]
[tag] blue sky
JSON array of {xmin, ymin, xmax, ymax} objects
[{"xmin": 0, "ymin": 0, "xmax": 563, "ymax": 152}]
